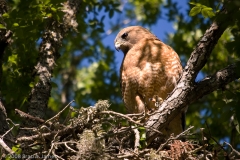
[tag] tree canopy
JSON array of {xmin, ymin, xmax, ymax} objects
[{"xmin": 0, "ymin": 0, "xmax": 239, "ymax": 159}]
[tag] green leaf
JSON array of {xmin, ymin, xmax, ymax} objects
[
  {"xmin": 201, "ymin": 7, "xmax": 215, "ymax": 18},
  {"xmin": 138, "ymin": 127, "xmax": 145, "ymax": 131},
  {"xmin": 46, "ymin": 13, "xmax": 52, "ymax": 18},
  {"xmin": 189, "ymin": 6, "xmax": 201, "ymax": 16},
  {"xmin": 29, "ymin": 82, "xmax": 35, "ymax": 88},
  {"xmin": 51, "ymin": 7, "xmax": 57, "ymax": 12},
  {"xmin": 0, "ymin": 24, "xmax": 6, "ymax": 29},
  {"xmin": 2, "ymin": 13, "xmax": 9, "ymax": 18},
  {"xmin": 109, "ymin": 9, "xmax": 114, "ymax": 18},
  {"xmin": 8, "ymin": 54, "xmax": 18, "ymax": 65},
  {"xmin": 43, "ymin": 0, "xmax": 51, "ymax": 4},
  {"xmin": 5, "ymin": 155, "xmax": 12, "ymax": 160},
  {"xmin": 20, "ymin": 97, "xmax": 28, "ymax": 107},
  {"xmin": 189, "ymin": 2, "xmax": 196, "ymax": 5},
  {"xmin": 194, "ymin": 3, "xmax": 202, "ymax": 7},
  {"xmin": 208, "ymin": 12, "xmax": 216, "ymax": 18},
  {"xmin": 140, "ymin": 132, "xmax": 146, "ymax": 141},
  {"xmin": 13, "ymin": 23, "xmax": 19, "ymax": 27},
  {"xmin": 12, "ymin": 144, "xmax": 22, "ymax": 154}
]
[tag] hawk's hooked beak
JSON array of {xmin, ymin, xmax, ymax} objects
[{"xmin": 115, "ymin": 41, "xmax": 121, "ymax": 51}]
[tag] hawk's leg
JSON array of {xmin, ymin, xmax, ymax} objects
[{"xmin": 135, "ymin": 95, "xmax": 145, "ymax": 113}]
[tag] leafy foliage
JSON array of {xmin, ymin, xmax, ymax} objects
[{"xmin": 189, "ymin": 2, "xmax": 215, "ymax": 18}]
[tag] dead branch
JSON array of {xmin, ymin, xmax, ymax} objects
[
  {"xmin": 157, "ymin": 126, "xmax": 194, "ymax": 152},
  {"xmin": 15, "ymin": 109, "xmax": 45, "ymax": 124},
  {"xmin": 132, "ymin": 127, "xmax": 140, "ymax": 152},
  {"xmin": 224, "ymin": 141, "xmax": 240, "ymax": 159},
  {"xmin": 45, "ymin": 100, "xmax": 74, "ymax": 125},
  {"xmin": 0, "ymin": 138, "xmax": 14, "ymax": 154},
  {"xmin": 101, "ymin": 110, "xmax": 163, "ymax": 136},
  {"xmin": 10, "ymin": 99, "xmax": 239, "ymax": 159}
]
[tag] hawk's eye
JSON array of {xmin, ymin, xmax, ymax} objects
[{"xmin": 121, "ymin": 32, "xmax": 128, "ymax": 39}]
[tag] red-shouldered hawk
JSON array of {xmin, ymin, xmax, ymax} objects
[{"xmin": 114, "ymin": 26, "xmax": 185, "ymax": 136}]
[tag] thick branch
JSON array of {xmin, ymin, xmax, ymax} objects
[
  {"xmin": 0, "ymin": 0, "xmax": 14, "ymax": 150},
  {"xmin": 193, "ymin": 64, "xmax": 239, "ymax": 100},
  {"xmin": 146, "ymin": 64, "xmax": 239, "ymax": 143},
  {"xmin": 146, "ymin": 3, "xmax": 240, "ymax": 144},
  {"xmin": 26, "ymin": 0, "xmax": 81, "ymax": 125}
]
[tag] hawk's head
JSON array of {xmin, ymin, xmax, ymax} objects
[{"xmin": 114, "ymin": 26, "xmax": 157, "ymax": 54}]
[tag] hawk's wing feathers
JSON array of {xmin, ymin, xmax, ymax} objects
[{"xmin": 115, "ymin": 26, "xmax": 184, "ymax": 137}]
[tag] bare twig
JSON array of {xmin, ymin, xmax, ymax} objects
[
  {"xmin": 15, "ymin": 109, "xmax": 45, "ymax": 124},
  {"xmin": 1, "ymin": 126, "xmax": 14, "ymax": 138},
  {"xmin": 0, "ymin": 138, "xmax": 14, "ymax": 154},
  {"xmin": 205, "ymin": 121, "xmax": 227, "ymax": 154},
  {"xmin": 117, "ymin": 149, "xmax": 151, "ymax": 159},
  {"xmin": 44, "ymin": 142, "xmax": 55, "ymax": 160},
  {"xmin": 189, "ymin": 144, "xmax": 208, "ymax": 154},
  {"xmin": 55, "ymin": 141, "xmax": 78, "ymax": 153},
  {"xmin": 117, "ymin": 153, "xmax": 135, "ymax": 159},
  {"xmin": 52, "ymin": 150, "xmax": 64, "ymax": 160},
  {"xmin": 126, "ymin": 113, "xmax": 145, "ymax": 117},
  {"xmin": 224, "ymin": 141, "xmax": 240, "ymax": 158},
  {"xmin": 157, "ymin": 126, "xmax": 194, "ymax": 152},
  {"xmin": 101, "ymin": 110, "xmax": 163, "ymax": 136},
  {"xmin": 200, "ymin": 128, "xmax": 207, "ymax": 158},
  {"xmin": 132, "ymin": 126, "xmax": 140, "ymax": 152},
  {"xmin": 17, "ymin": 123, "xmax": 80, "ymax": 143},
  {"xmin": 45, "ymin": 100, "xmax": 74, "ymax": 125},
  {"xmin": 63, "ymin": 106, "xmax": 74, "ymax": 125},
  {"xmin": 44, "ymin": 130, "xmax": 61, "ymax": 160}
]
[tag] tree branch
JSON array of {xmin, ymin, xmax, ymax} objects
[
  {"xmin": 0, "ymin": 138, "xmax": 14, "ymax": 154},
  {"xmin": 0, "ymin": 0, "xmax": 14, "ymax": 150},
  {"xmin": 145, "ymin": 2, "xmax": 240, "ymax": 144},
  {"xmin": 193, "ymin": 63, "xmax": 239, "ymax": 100},
  {"xmin": 25, "ymin": 0, "xmax": 81, "ymax": 127}
]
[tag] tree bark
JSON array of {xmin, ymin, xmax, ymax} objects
[
  {"xmin": 21, "ymin": 0, "xmax": 81, "ymax": 131},
  {"xmin": 145, "ymin": 2, "xmax": 240, "ymax": 144},
  {"xmin": 0, "ymin": 0, "xmax": 14, "ymax": 152}
]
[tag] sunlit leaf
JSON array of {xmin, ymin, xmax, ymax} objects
[
  {"xmin": 51, "ymin": 7, "xmax": 57, "ymax": 12},
  {"xmin": 29, "ymin": 82, "xmax": 35, "ymax": 88},
  {"xmin": 12, "ymin": 144, "xmax": 22, "ymax": 154},
  {"xmin": 2, "ymin": 13, "xmax": 9, "ymax": 18},
  {"xmin": 202, "ymin": 7, "xmax": 215, "ymax": 18},
  {"xmin": 0, "ymin": 24, "xmax": 6, "ymax": 29},
  {"xmin": 46, "ymin": 13, "xmax": 52, "ymax": 18},
  {"xmin": 189, "ymin": 2, "xmax": 197, "ymax": 5},
  {"xmin": 13, "ymin": 23, "xmax": 19, "ymax": 27},
  {"xmin": 189, "ymin": 6, "xmax": 201, "ymax": 16},
  {"xmin": 140, "ymin": 132, "xmax": 146, "ymax": 141},
  {"xmin": 8, "ymin": 54, "xmax": 18, "ymax": 65}
]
